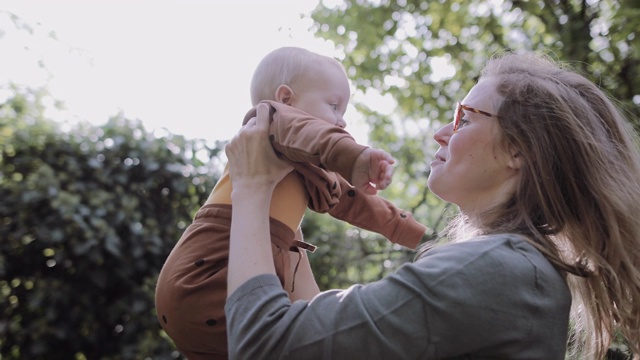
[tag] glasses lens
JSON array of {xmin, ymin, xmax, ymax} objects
[{"xmin": 453, "ymin": 102, "xmax": 461, "ymax": 132}]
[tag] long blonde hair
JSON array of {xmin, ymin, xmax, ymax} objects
[{"xmin": 444, "ymin": 52, "xmax": 640, "ymax": 359}]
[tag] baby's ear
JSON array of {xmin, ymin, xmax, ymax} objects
[{"xmin": 275, "ymin": 85, "xmax": 294, "ymax": 105}]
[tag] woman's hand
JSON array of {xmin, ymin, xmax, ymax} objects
[{"xmin": 226, "ymin": 103, "xmax": 293, "ymax": 194}]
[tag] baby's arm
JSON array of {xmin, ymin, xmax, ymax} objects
[
  {"xmin": 256, "ymin": 101, "xmax": 393, "ymax": 194},
  {"xmin": 350, "ymin": 148, "xmax": 396, "ymax": 195},
  {"xmin": 328, "ymin": 175, "xmax": 428, "ymax": 249}
]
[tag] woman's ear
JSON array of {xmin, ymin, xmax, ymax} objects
[
  {"xmin": 507, "ymin": 148, "xmax": 522, "ymax": 170},
  {"xmin": 275, "ymin": 85, "xmax": 294, "ymax": 105}
]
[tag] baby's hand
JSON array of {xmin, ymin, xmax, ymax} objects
[{"xmin": 351, "ymin": 148, "xmax": 395, "ymax": 195}]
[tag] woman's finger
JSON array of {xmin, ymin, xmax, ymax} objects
[
  {"xmin": 254, "ymin": 103, "xmax": 271, "ymax": 129},
  {"xmin": 226, "ymin": 103, "xmax": 293, "ymax": 187}
]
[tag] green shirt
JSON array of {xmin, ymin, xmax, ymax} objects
[{"xmin": 225, "ymin": 234, "xmax": 571, "ymax": 359}]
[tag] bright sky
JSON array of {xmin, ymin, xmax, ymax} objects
[{"xmin": 0, "ymin": 0, "xmax": 374, "ymax": 143}]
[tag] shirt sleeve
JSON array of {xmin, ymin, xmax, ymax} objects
[
  {"xmin": 252, "ymin": 100, "xmax": 369, "ymax": 183},
  {"xmin": 224, "ymin": 236, "xmax": 570, "ymax": 360},
  {"xmin": 327, "ymin": 176, "xmax": 427, "ymax": 249}
]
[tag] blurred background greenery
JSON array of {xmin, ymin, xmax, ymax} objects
[{"xmin": 1, "ymin": 0, "xmax": 638, "ymax": 358}]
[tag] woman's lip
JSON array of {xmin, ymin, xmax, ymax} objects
[
  {"xmin": 433, "ymin": 152, "xmax": 446, "ymax": 162},
  {"xmin": 430, "ymin": 159, "xmax": 444, "ymax": 166}
]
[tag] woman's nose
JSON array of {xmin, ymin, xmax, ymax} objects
[{"xmin": 433, "ymin": 123, "xmax": 453, "ymax": 146}]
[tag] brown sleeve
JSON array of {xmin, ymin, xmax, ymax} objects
[
  {"xmin": 242, "ymin": 101, "xmax": 368, "ymax": 183},
  {"xmin": 328, "ymin": 176, "xmax": 428, "ymax": 249}
]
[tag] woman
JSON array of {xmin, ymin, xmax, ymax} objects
[{"xmin": 224, "ymin": 52, "xmax": 640, "ymax": 359}]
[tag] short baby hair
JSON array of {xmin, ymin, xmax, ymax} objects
[{"xmin": 249, "ymin": 47, "xmax": 320, "ymax": 106}]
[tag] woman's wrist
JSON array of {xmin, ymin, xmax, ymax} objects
[
  {"xmin": 231, "ymin": 176, "xmax": 279, "ymax": 195},
  {"xmin": 230, "ymin": 181, "xmax": 275, "ymax": 203}
]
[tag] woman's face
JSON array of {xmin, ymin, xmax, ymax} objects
[{"xmin": 428, "ymin": 79, "xmax": 521, "ymax": 216}]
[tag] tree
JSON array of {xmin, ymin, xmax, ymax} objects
[{"xmin": 0, "ymin": 86, "xmax": 224, "ymax": 359}]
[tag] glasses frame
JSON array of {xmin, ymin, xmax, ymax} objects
[{"xmin": 453, "ymin": 102, "xmax": 499, "ymax": 132}]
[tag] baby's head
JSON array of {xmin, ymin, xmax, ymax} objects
[{"xmin": 250, "ymin": 47, "xmax": 350, "ymax": 128}]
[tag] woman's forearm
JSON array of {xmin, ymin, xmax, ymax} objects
[
  {"xmin": 225, "ymin": 103, "xmax": 295, "ymax": 299},
  {"xmin": 227, "ymin": 182, "xmax": 278, "ymax": 298}
]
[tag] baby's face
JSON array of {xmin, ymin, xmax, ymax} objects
[{"xmin": 289, "ymin": 59, "xmax": 350, "ymax": 129}]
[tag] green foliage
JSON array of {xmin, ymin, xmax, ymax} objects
[
  {"xmin": 312, "ymin": 0, "xmax": 639, "ymax": 123},
  {"xmin": 0, "ymin": 87, "xmax": 224, "ymax": 359}
]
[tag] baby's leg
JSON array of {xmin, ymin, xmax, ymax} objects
[
  {"xmin": 287, "ymin": 248, "xmax": 320, "ymax": 301},
  {"xmin": 285, "ymin": 227, "xmax": 320, "ymax": 301},
  {"xmin": 155, "ymin": 205, "xmax": 232, "ymax": 360}
]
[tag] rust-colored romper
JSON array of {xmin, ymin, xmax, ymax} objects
[{"xmin": 154, "ymin": 101, "xmax": 428, "ymax": 359}]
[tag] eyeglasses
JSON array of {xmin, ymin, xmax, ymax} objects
[{"xmin": 453, "ymin": 102, "xmax": 499, "ymax": 132}]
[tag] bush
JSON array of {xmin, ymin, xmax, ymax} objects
[{"xmin": 0, "ymin": 89, "xmax": 224, "ymax": 359}]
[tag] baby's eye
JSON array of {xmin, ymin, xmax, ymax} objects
[{"xmin": 330, "ymin": 104, "xmax": 338, "ymax": 111}]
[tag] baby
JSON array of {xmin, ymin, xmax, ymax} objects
[{"xmin": 154, "ymin": 47, "xmax": 428, "ymax": 359}]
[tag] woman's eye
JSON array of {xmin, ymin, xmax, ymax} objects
[{"xmin": 458, "ymin": 117, "xmax": 470, "ymax": 128}]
